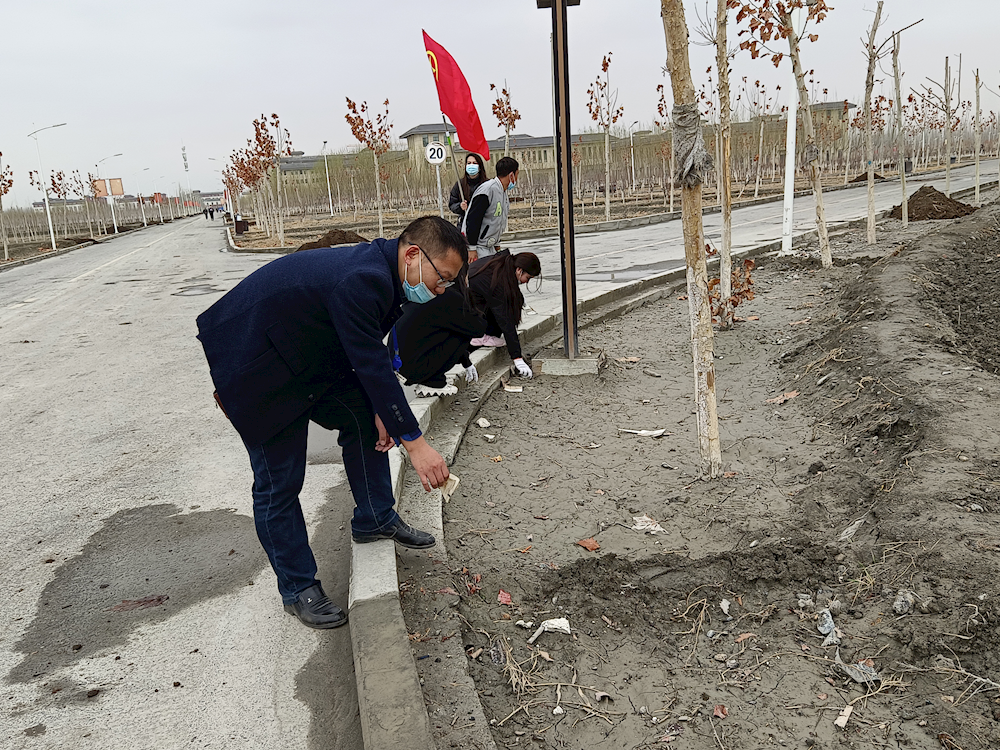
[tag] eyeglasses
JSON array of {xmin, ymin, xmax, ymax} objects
[{"xmin": 420, "ymin": 248, "xmax": 455, "ymax": 288}]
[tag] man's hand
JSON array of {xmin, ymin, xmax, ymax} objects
[
  {"xmin": 460, "ymin": 200, "xmax": 468, "ymax": 211},
  {"xmin": 401, "ymin": 436, "xmax": 449, "ymax": 491},
  {"xmin": 469, "ymin": 250, "xmax": 478, "ymax": 263},
  {"xmin": 374, "ymin": 414, "xmax": 395, "ymax": 452}
]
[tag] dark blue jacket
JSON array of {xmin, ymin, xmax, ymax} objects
[{"xmin": 196, "ymin": 239, "xmax": 420, "ymax": 446}]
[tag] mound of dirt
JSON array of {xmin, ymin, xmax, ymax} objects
[
  {"xmin": 890, "ymin": 184, "xmax": 977, "ymax": 220},
  {"xmin": 851, "ymin": 171, "xmax": 885, "ymax": 182},
  {"xmin": 295, "ymin": 228, "xmax": 367, "ymax": 252}
]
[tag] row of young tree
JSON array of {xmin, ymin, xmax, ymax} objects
[{"xmin": 0, "ymin": 151, "xmax": 192, "ymax": 262}]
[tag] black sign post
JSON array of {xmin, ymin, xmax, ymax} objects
[{"xmin": 537, "ymin": 0, "xmax": 580, "ymax": 358}]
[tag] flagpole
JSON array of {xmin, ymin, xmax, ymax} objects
[{"xmin": 441, "ymin": 113, "xmax": 464, "ymax": 183}]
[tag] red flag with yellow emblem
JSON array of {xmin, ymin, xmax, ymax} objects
[{"xmin": 422, "ymin": 31, "xmax": 490, "ymax": 162}]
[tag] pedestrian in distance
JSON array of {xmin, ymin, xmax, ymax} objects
[
  {"xmin": 203, "ymin": 208, "xmax": 209, "ymax": 219},
  {"xmin": 209, "ymin": 208, "xmax": 215, "ymax": 220},
  {"xmin": 467, "ymin": 250, "xmax": 540, "ymax": 379},
  {"xmin": 448, "ymin": 153, "xmax": 488, "ymax": 230},
  {"xmin": 196, "ymin": 216, "xmax": 467, "ymax": 629},
  {"xmin": 461, "ymin": 156, "xmax": 519, "ymax": 263},
  {"xmin": 388, "ymin": 284, "xmax": 486, "ymax": 398}
]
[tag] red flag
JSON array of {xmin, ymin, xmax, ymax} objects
[{"xmin": 422, "ymin": 31, "xmax": 490, "ymax": 162}]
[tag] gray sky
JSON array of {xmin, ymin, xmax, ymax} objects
[{"xmin": 2, "ymin": 0, "xmax": 998, "ymax": 206}]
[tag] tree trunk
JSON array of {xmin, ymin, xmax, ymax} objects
[
  {"xmin": 373, "ymin": 150, "xmax": 384, "ymax": 238},
  {"xmin": 975, "ymin": 70, "xmax": 981, "ymax": 205},
  {"xmin": 863, "ymin": 1, "xmax": 883, "ymax": 245},
  {"xmin": 0, "ymin": 192, "xmax": 7, "ymax": 261},
  {"xmin": 945, "ymin": 57, "xmax": 952, "ymax": 196},
  {"xmin": 717, "ymin": 0, "xmax": 733, "ymax": 327},
  {"xmin": 660, "ymin": 0, "xmax": 722, "ymax": 478},
  {"xmin": 893, "ymin": 32, "xmax": 908, "ymax": 227},
  {"xmin": 604, "ymin": 128, "xmax": 611, "ymax": 221},
  {"xmin": 785, "ymin": 12, "xmax": 833, "ymax": 268},
  {"xmin": 754, "ymin": 119, "xmax": 765, "ymax": 198}
]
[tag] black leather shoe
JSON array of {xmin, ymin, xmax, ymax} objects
[
  {"xmin": 352, "ymin": 517, "xmax": 435, "ymax": 549},
  {"xmin": 283, "ymin": 584, "xmax": 348, "ymax": 629}
]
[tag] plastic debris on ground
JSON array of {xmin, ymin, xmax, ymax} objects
[
  {"xmin": 527, "ymin": 617, "xmax": 572, "ymax": 644},
  {"xmin": 631, "ymin": 514, "xmax": 666, "ymax": 534},
  {"xmin": 817, "ymin": 607, "xmax": 842, "ymax": 646},
  {"xmin": 835, "ymin": 649, "xmax": 881, "ymax": 684},
  {"xmin": 618, "ymin": 428, "xmax": 670, "ymax": 438},
  {"xmin": 476, "ymin": 418, "xmax": 491, "ymax": 428}
]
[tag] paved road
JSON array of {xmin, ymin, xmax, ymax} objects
[
  {"xmin": 1, "ymin": 161, "xmax": 993, "ymax": 748},
  {"xmin": 1, "ymin": 218, "xmax": 362, "ymax": 750}
]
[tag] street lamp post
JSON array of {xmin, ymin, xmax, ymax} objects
[
  {"xmin": 97, "ymin": 153, "xmax": 123, "ymax": 233},
  {"xmin": 27, "ymin": 122, "xmax": 67, "ymax": 253},
  {"xmin": 323, "ymin": 141, "xmax": 334, "ymax": 216},
  {"xmin": 629, "ymin": 120, "xmax": 639, "ymax": 193}
]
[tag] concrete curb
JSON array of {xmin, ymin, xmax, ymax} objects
[
  {"xmin": 223, "ymin": 225, "xmax": 359, "ymax": 254},
  {"xmin": 0, "ymin": 217, "xmax": 191, "ymax": 273}
]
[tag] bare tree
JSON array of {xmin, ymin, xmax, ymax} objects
[
  {"xmin": 862, "ymin": 2, "xmax": 885, "ymax": 245},
  {"xmin": 914, "ymin": 58, "xmax": 957, "ymax": 197},
  {"xmin": 490, "ymin": 82, "xmax": 521, "ymax": 157},
  {"xmin": 587, "ymin": 53, "xmax": 624, "ymax": 222},
  {"xmin": 346, "ymin": 98, "xmax": 392, "ymax": 238},
  {"xmin": 660, "ymin": 0, "xmax": 723, "ymax": 478},
  {"xmin": 731, "ymin": 0, "xmax": 835, "ymax": 268},
  {"xmin": 0, "ymin": 152, "xmax": 11, "ymax": 261}
]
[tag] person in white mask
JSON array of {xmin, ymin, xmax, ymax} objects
[{"xmin": 448, "ymin": 153, "xmax": 488, "ymax": 230}]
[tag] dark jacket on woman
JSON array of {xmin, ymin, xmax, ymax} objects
[
  {"xmin": 467, "ymin": 253, "xmax": 523, "ymax": 360},
  {"xmin": 448, "ymin": 174, "xmax": 487, "ymax": 227},
  {"xmin": 389, "ymin": 286, "xmax": 486, "ymax": 385}
]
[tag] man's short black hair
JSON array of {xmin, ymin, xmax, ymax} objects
[
  {"xmin": 399, "ymin": 216, "xmax": 469, "ymax": 265},
  {"xmin": 496, "ymin": 156, "xmax": 519, "ymax": 178}
]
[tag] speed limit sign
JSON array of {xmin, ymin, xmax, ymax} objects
[{"xmin": 424, "ymin": 141, "xmax": 447, "ymax": 165}]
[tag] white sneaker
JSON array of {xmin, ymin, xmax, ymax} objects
[
  {"xmin": 414, "ymin": 383, "xmax": 459, "ymax": 398},
  {"xmin": 470, "ymin": 334, "xmax": 506, "ymax": 347}
]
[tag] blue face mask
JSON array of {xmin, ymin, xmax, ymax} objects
[
  {"xmin": 403, "ymin": 259, "xmax": 435, "ymax": 304},
  {"xmin": 506, "ymin": 178, "xmax": 516, "ymax": 192},
  {"xmin": 465, "ymin": 163, "xmax": 479, "ymax": 177}
]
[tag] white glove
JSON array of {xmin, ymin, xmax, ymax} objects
[
  {"xmin": 513, "ymin": 358, "xmax": 533, "ymax": 379},
  {"xmin": 465, "ymin": 364, "xmax": 479, "ymax": 384}
]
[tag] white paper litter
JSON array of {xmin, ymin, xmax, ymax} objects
[
  {"xmin": 838, "ymin": 517, "xmax": 865, "ymax": 543},
  {"xmin": 618, "ymin": 428, "xmax": 668, "ymax": 438},
  {"xmin": 720, "ymin": 599, "xmax": 731, "ymax": 616},
  {"xmin": 476, "ymin": 418, "xmax": 491, "ymax": 428},
  {"xmin": 527, "ymin": 617, "xmax": 572, "ymax": 644},
  {"xmin": 631, "ymin": 515, "xmax": 666, "ymax": 534}
]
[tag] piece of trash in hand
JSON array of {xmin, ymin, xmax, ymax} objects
[
  {"xmin": 501, "ymin": 376, "xmax": 523, "ymax": 393},
  {"xmin": 618, "ymin": 428, "xmax": 669, "ymax": 438},
  {"xmin": 441, "ymin": 474, "xmax": 460, "ymax": 502},
  {"xmin": 576, "ymin": 537, "xmax": 600, "ymax": 552},
  {"xmin": 476, "ymin": 418, "xmax": 491, "ymax": 428},
  {"xmin": 497, "ymin": 589, "xmax": 512, "ymax": 605},
  {"xmin": 765, "ymin": 391, "xmax": 799, "ymax": 405},
  {"xmin": 527, "ymin": 617, "xmax": 571, "ymax": 644},
  {"xmin": 631, "ymin": 515, "xmax": 666, "ymax": 534}
]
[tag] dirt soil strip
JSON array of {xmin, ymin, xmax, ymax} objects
[{"xmin": 401, "ymin": 209, "xmax": 1000, "ymax": 750}]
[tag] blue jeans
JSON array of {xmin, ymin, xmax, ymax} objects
[{"xmin": 242, "ymin": 376, "xmax": 400, "ymax": 604}]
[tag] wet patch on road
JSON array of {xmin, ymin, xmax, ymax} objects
[
  {"xmin": 6, "ymin": 503, "xmax": 265, "ymax": 698},
  {"xmin": 172, "ymin": 275, "xmax": 225, "ymax": 296}
]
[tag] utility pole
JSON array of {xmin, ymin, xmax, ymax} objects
[{"xmin": 323, "ymin": 140, "xmax": 334, "ymax": 216}]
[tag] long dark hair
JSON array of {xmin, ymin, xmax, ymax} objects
[
  {"xmin": 469, "ymin": 251, "xmax": 541, "ymax": 326},
  {"xmin": 459, "ymin": 153, "xmax": 488, "ymax": 201}
]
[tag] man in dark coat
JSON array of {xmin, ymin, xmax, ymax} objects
[{"xmin": 196, "ymin": 216, "xmax": 467, "ymax": 628}]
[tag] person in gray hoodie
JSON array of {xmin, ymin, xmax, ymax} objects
[{"xmin": 461, "ymin": 156, "xmax": 519, "ymax": 262}]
